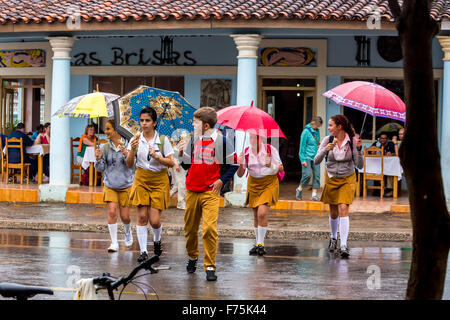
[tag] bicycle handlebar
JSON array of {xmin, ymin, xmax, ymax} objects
[{"xmin": 93, "ymin": 254, "xmax": 159, "ymax": 293}]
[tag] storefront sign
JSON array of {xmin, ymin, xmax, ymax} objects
[
  {"xmin": 72, "ymin": 47, "xmax": 196, "ymax": 66},
  {"xmin": 0, "ymin": 49, "xmax": 45, "ymax": 67},
  {"xmin": 260, "ymin": 47, "xmax": 316, "ymax": 67}
]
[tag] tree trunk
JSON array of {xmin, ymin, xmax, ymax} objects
[{"xmin": 388, "ymin": 0, "xmax": 450, "ymax": 299}]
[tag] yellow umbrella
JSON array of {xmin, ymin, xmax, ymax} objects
[{"xmin": 52, "ymin": 91, "xmax": 118, "ymax": 119}]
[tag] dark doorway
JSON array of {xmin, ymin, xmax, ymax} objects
[{"xmin": 266, "ymin": 90, "xmax": 304, "ymax": 180}]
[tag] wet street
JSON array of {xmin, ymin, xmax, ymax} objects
[{"xmin": 0, "ymin": 229, "xmax": 449, "ymax": 300}]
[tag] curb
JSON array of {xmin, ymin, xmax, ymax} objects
[{"xmin": 0, "ymin": 220, "xmax": 412, "ymax": 242}]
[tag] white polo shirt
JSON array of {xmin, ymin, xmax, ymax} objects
[
  {"xmin": 128, "ymin": 131, "xmax": 174, "ymax": 171},
  {"xmin": 243, "ymin": 144, "xmax": 282, "ymax": 178}
]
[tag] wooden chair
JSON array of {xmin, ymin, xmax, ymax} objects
[
  {"xmin": 94, "ymin": 139, "xmax": 109, "ymax": 186},
  {"xmin": 5, "ymin": 137, "xmax": 30, "ymax": 184},
  {"xmin": 363, "ymin": 145, "xmax": 384, "ymax": 198},
  {"xmin": 70, "ymin": 137, "xmax": 82, "ymax": 184}
]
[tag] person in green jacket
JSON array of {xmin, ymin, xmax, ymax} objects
[{"xmin": 296, "ymin": 116, "xmax": 323, "ymax": 201}]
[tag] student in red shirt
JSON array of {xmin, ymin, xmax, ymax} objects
[{"xmin": 178, "ymin": 107, "xmax": 238, "ymax": 281}]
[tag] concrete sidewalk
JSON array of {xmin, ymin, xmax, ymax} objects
[{"xmin": 0, "ymin": 202, "xmax": 412, "ymax": 242}]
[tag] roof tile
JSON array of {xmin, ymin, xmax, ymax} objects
[{"xmin": 0, "ymin": 0, "xmax": 448, "ymax": 25}]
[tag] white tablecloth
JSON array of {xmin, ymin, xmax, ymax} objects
[
  {"xmin": 81, "ymin": 146, "xmax": 96, "ymax": 170},
  {"xmin": 26, "ymin": 144, "xmax": 49, "ymax": 156},
  {"xmin": 3, "ymin": 144, "xmax": 49, "ymax": 156},
  {"xmin": 364, "ymin": 156, "xmax": 403, "ymax": 180}
]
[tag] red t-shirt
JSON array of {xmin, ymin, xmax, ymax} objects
[{"xmin": 185, "ymin": 137, "xmax": 221, "ymax": 192}]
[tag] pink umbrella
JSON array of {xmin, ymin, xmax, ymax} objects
[
  {"xmin": 216, "ymin": 103, "xmax": 286, "ymax": 139},
  {"xmin": 323, "ymin": 81, "xmax": 406, "ymax": 122}
]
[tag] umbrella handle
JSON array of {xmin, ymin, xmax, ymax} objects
[
  {"xmin": 241, "ymin": 132, "xmax": 247, "ymax": 155},
  {"xmin": 360, "ymin": 113, "xmax": 368, "ymax": 137}
]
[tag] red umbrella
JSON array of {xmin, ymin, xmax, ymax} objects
[
  {"xmin": 216, "ymin": 103, "xmax": 286, "ymax": 139},
  {"xmin": 322, "ymin": 81, "xmax": 406, "ymax": 122}
]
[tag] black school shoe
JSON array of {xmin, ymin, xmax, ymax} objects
[
  {"xmin": 328, "ymin": 238, "xmax": 338, "ymax": 252},
  {"xmin": 137, "ymin": 251, "xmax": 149, "ymax": 263},
  {"xmin": 186, "ymin": 258, "xmax": 198, "ymax": 273},
  {"xmin": 206, "ymin": 267, "xmax": 217, "ymax": 281},
  {"xmin": 339, "ymin": 246, "xmax": 350, "ymax": 258},
  {"xmin": 249, "ymin": 245, "xmax": 258, "ymax": 255},
  {"xmin": 153, "ymin": 241, "xmax": 162, "ymax": 256},
  {"xmin": 257, "ymin": 245, "xmax": 267, "ymax": 256}
]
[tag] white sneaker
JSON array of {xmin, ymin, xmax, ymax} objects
[
  {"xmin": 107, "ymin": 242, "xmax": 119, "ymax": 252},
  {"xmin": 124, "ymin": 232, "xmax": 133, "ymax": 248}
]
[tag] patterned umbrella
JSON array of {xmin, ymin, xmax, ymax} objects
[
  {"xmin": 112, "ymin": 86, "xmax": 197, "ymax": 140},
  {"xmin": 52, "ymin": 92, "xmax": 118, "ymax": 118},
  {"xmin": 322, "ymin": 81, "xmax": 406, "ymax": 122}
]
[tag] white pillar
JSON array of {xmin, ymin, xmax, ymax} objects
[
  {"xmin": 226, "ymin": 34, "xmax": 261, "ymax": 207},
  {"xmin": 39, "ymin": 37, "xmax": 76, "ymax": 201},
  {"xmin": 438, "ymin": 37, "xmax": 450, "ymax": 203}
]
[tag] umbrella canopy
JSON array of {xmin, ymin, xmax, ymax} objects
[
  {"xmin": 112, "ymin": 86, "xmax": 197, "ymax": 140},
  {"xmin": 376, "ymin": 122, "xmax": 403, "ymax": 136},
  {"xmin": 52, "ymin": 92, "xmax": 118, "ymax": 118},
  {"xmin": 216, "ymin": 104, "xmax": 286, "ymax": 139},
  {"xmin": 322, "ymin": 81, "xmax": 406, "ymax": 122}
]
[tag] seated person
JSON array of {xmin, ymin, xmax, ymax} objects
[
  {"xmin": 33, "ymin": 122, "xmax": 51, "ymax": 182},
  {"xmin": 371, "ymin": 133, "xmax": 396, "ymax": 156},
  {"xmin": 31, "ymin": 124, "xmax": 44, "ymax": 141},
  {"xmin": 6, "ymin": 122, "xmax": 37, "ymax": 181},
  {"xmin": 77, "ymin": 124, "xmax": 97, "ymax": 185},
  {"xmin": 392, "ymin": 128, "xmax": 404, "ymax": 156},
  {"xmin": 371, "ymin": 132, "xmax": 396, "ymax": 197}
]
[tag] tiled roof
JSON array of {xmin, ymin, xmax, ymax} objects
[{"xmin": 0, "ymin": 0, "xmax": 448, "ymax": 24}]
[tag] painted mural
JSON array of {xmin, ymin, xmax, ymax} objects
[
  {"xmin": 200, "ymin": 79, "xmax": 231, "ymax": 110},
  {"xmin": 260, "ymin": 47, "xmax": 315, "ymax": 67},
  {"xmin": 0, "ymin": 49, "xmax": 45, "ymax": 67}
]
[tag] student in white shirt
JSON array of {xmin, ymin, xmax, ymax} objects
[
  {"xmin": 125, "ymin": 107, "xmax": 175, "ymax": 263},
  {"xmin": 236, "ymin": 133, "xmax": 284, "ymax": 256}
]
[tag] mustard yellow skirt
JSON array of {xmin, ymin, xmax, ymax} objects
[
  {"xmin": 245, "ymin": 174, "xmax": 279, "ymax": 208},
  {"xmin": 103, "ymin": 186, "xmax": 132, "ymax": 207},
  {"xmin": 320, "ymin": 172, "xmax": 356, "ymax": 205},
  {"xmin": 128, "ymin": 168, "xmax": 170, "ymax": 210}
]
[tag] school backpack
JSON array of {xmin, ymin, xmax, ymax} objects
[{"xmin": 244, "ymin": 144, "xmax": 285, "ymax": 182}]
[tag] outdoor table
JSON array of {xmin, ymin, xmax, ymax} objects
[
  {"xmin": 361, "ymin": 156, "xmax": 403, "ymax": 199},
  {"xmin": 81, "ymin": 146, "xmax": 96, "ymax": 186},
  {"xmin": 26, "ymin": 144, "xmax": 50, "ymax": 184},
  {"xmin": 3, "ymin": 144, "xmax": 49, "ymax": 184}
]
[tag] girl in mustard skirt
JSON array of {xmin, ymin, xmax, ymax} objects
[
  {"xmin": 314, "ymin": 115, "xmax": 363, "ymax": 258},
  {"xmin": 94, "ymin": 119, "xmax": 134, "ymax": 253},
  {"xmin": 126, "ymin": 107, "xmax": 175, "ymax": 263},
  {"xmin": 236, "ymin": 133, "xmax": 284, "ymax": 256}
]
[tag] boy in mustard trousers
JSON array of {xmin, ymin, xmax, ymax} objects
[{"xmin": 178, "ymin": 107, "xmax": 238, "ymax": 281}]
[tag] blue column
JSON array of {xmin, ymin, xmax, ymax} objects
[
  {"xmin": 441, "ymin": 60, "xmax": 450, "ymax": 202},
  {"xmin": 231, "ymin": 34, "xmax": 261, "ymax": 193},
  {"xmin": 48, "ymin": 37, "xmax": 76, "ymax": 187}
]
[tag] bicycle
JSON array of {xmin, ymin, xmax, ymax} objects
[
  {"xmin": 0, "ymin": 254, "xmax": 160, "ymax": 301},
  {"xmin": 92, "ymin": 254, "xmax": 160, "ymax": 300}
]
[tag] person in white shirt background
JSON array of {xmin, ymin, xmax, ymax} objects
[{"xmin": 236, "ymin": 133, "xmax": 284, "ymax": 256}]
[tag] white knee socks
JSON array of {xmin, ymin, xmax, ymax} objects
[
  {"xmin": 151, "ymin": 226, "xmax": 162, "ymax": 242},
  {"xmin": 257, "ymin": 226, "xmax": 267, "ymax": 246},
  {"xmin": 136, "ymin": 225, "xmax": 148, "ymax": 253},
  {"xmin": 329, "ymin": 217, "xmax": 339, "ymax": 240},
  {"xmin": 108, "ymin": 223, "xmax": 118, "ymax": 245},
  {"xmin": 339, "ymin": 217, "xmax": 350, "ymax": 247},
  {"xmin": 254, "ymin": 227, "xmax": 258, "ymax": 244},
  {"xmin": 123, "ymin": 223, "xmax": 131, "ymax": 236}
]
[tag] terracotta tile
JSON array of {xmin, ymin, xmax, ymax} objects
[{"xmin": 0, "ymin": 0, "xmax": 447, "ymax": 25}]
